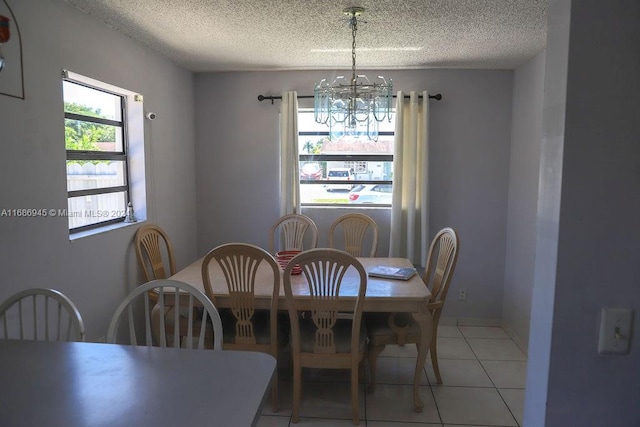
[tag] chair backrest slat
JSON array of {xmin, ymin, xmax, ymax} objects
[
  {"xmin": 38, "ymin": 295, "xmax": 44, "ymax": 341},
  {"xmin": 156, "ymin": 288, "xmax": 167, "ymax": 347},
  {"xmin": 18, "ymin": 299, "xmax": 24, "ymax": 339},
  {"xmin": 142, "ymin": 292, "xmax": 152, "ymax": 347},
  {"xmin": 55, "ymin": 301, "xmax": 62, "ymax": 341},
  {"xmin": 184, "ymin": 294, "xmax": 192, "ymax": 349},
  {"xmin": 171, "ymin": 288, "xmax": 181, "ymax": 348},
  {"xmin": 127, "ymin": 304, "xmax": 136, "ymax": 346}
]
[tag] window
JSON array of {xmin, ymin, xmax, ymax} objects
[
  {"xmin": 63, "ymin": 73, "xmax": 135, "ymax": 232},
  {"xmin": 344, "ymin": 161, "xmax": 367, "ymax": 174},
  {"xmin": 298, "ymin": 109, "xmax": 394, "ymax": 206}
]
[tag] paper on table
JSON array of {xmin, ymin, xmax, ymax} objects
[{"xmin": 367, "ymin": 265, "xmax": 417, "ymax": 281}]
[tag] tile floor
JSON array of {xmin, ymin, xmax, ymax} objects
[{"xmin": 257, "ymin": 325, "xmax": 527, "ymax": 427}]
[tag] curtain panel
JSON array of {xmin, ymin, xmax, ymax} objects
[
  {"xmin": 279, "ymin": 91, "xmax": 300, "ymax": 216},
  {"xmin": 389, "ymin": 91, "xmax": 430, "ymax": 266}
]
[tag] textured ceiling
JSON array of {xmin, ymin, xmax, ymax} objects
[{"xmin": 64, "ymin": 0, "xmax": 548, "ymax": 72}]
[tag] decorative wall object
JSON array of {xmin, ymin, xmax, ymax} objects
[{"xmin": 0, "ymin": 0, "xmax": 24, "ymax": 99}]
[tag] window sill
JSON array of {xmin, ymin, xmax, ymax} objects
[
  {"xmin": 301, "ymin": 204, "xmax": 391, "ymax": 210},
  {"xmin": 69, "ymin": 219, "xmax": 144, "ymax": 241}
]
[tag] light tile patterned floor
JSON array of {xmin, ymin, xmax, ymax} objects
[{"xmin": 258, "ymin": 326, "xmax": 527, "ymax": 427}]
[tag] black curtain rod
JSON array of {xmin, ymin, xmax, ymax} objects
[{"xmin": 257, "ymin": 93, "xmax": 442, "ymax": 104}]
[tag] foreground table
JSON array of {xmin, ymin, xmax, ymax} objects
[
  {"xmin": 0, "ymin": 339, "xmax": 276, "ymax": 427},
  {"xmin": 171, "ymin": 256, "xmax": 433, "ymax": 412}
]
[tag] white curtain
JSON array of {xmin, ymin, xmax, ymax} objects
[
  {"xmin": 389, "ymin": 91, "xmax": 430, "ymax": 266},
  {"xmin": 279, "ymin": 91, "xmax": 300, "ymax": 216}
]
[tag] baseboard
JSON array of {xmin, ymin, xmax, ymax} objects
[
  {"xmin": 439, "ymin": 317, "xmax": 458, "ymax": 326},
  {"xmin": 456, "ymin": 317, "xmax": 504, "ymax": 327},
  {"xmin": 439, "ymin": 317, "xmax": 505, "ymax": 327}
]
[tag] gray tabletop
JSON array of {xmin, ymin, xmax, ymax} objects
[{"xmin": 0, "ymin": 339, "xmax": 276, "ymax": 427}]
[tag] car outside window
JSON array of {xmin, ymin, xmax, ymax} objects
[{"xmin": 348, "ymin": 184, "xmax": 393, "ymax": 204}]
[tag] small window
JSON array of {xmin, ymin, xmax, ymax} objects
[{"xmin": 63, "ymin": 76, "xmax": 130, "ymax": 231}]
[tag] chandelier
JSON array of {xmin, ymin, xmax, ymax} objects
[{"xmin": 314, "ymin": 7, "xmax": 393, "ymax": 141}]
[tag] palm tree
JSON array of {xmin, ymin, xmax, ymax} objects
[{"xmin": 302, "ymin": 140, "xmax": 314, "ymax": 154}]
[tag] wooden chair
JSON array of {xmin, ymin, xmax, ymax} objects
[
  {"xmin": 268, "ymin": 213, "xmax": 318, "ymax": 254},
  {"xmin": 366, "ymin": 227, "xmax": 459, "ymax": 390},
  {"xmin": 107, "ymin": 279, "xmax": 223, "ymax": 350},
  {"xmin": 0, "ymin": 288, "xmax": 85, "ymax": 342},
  {"xmin": 134, "ymin": 223, "xmax": 195, "ymax": 344},
  {"xmin": 329, "ymin": 213, "xmax": 379, "ymax": 257},
  {"xmin": 283, "ymin": 249, "xmax": 367, "ymax": 425},
  {"xmin": 201, "ymin": 243, "xmax": 282, "ymax": 412},
  {"xmin": 134, "ymin": 223, "xmax": 176, "ymax": 282}
]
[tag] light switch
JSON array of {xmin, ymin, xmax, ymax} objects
[{"xmin": 598, "ymin": 307, "xmax": 634, "ymax": 354}]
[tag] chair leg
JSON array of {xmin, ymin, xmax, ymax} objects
[
  {"xmin": 291, "ymin": 358, "xmax": 301, "ymax": 424},
  {"xmin": 430, "ymin": 336, "xmax": 442, "ymax": 384},
  {"xmin": 358, "ymin": 359, "xmax": 366, "ymax": 383},
  {"xmin": 367, "ymin": 344, "xmax": 385, "ymax": 393},
  {"xmin": 351, "ymin": 364, "xmax": 360, "ymax": 425}
]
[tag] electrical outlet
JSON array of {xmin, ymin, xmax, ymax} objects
[{"xmin": 458, "ymin": 289, "xmax": 467, "ymax": 301}]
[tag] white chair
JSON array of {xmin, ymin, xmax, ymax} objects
[
  {"xmin": 107, "ymin": 279, "xmax": 223, "ymax": 350},
  {"xmin": 0, "ymin": 288, "xmax": 85, "ymax": 342}
]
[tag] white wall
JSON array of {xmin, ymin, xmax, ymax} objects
[
  {"xmin": 194, "ymin": 69, "xmax": 514, "ymax": 319},
  {"xmin": 0, "ymin": 0, "xmax": 198, "ymax": 340},
  {"xmin": 526, "ymin": 0, "xmax": 640, "ymax": 425},
  {"xmin": 503, "ymin": 51, "xmax": 546, "ymax": 353}
]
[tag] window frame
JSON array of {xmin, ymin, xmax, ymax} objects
[{"xmin": 63, "ymin": 75, "xmax": 131, "ymax": 232}]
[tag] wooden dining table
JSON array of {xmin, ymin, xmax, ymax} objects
[
  {"xmin": 0, "ymin": 339, "xmax": 275, "ymax": 427},
  {"xmin": 170, "ymin": 255, "xmax": 434, "ymax": 412}
]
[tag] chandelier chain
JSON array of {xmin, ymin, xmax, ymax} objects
[{"xmin": 351, "ymin": 13, "xmax": 357, "ymax": 85}]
